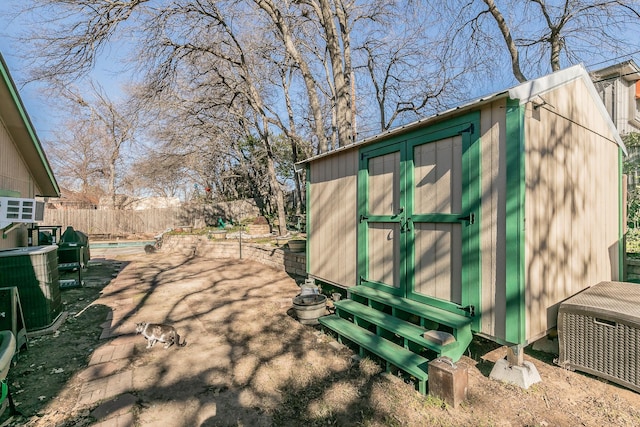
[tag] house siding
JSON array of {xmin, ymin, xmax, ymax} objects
[
  {"xmin": 0, "ymin": 116, "xmax": 40, "ymax": 249},
  {"xmin": 0, "ymin": 117, "xmax": 36, "ymax": 197},
  {"xmin": 594, "ymin": 76, "xmax": 640, "ymax": 135}
]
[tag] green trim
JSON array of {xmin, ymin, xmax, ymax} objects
[
  {"xmin": 619, "ymin": 150, "xmax": 624, "ymax": 280},
  {"xmin": 357, "ymin": 151, "xmax": 368, "ymax": 286},
  {"xmin": 0, "ymin": 378, "xmax": 7, "ymax": 405},
  {"xmin": 504, "ymin": 100, "xmax": 526, "ymax": 345},
  {"xmin": 463, "ymin": 118, "xmax": 482, "ymax": 331},
  {"xmin": 305, "ymin": 164, "xmax": 311, "ymax": 274},
  {"xmin": 357, "ymin": 142, "xmax": 406, "ymax": 294},
  {"xmin": 0, "ymin": 189, "xmax": 20, "ymax": 197},
  {"xmin": 404, "ymin": 114, "xmax": 482, "ymax": 317},
  {"xmin": 0, "ymin": 55, "xmax": 60, "ymax": 196}
]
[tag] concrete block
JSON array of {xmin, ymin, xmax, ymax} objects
[
  {"xmin": 489, "ymin": 358, "xmax": 541, "ymax": 389},
  {"xmin": 428, "ymin": 357, "xmax": 468, "ymax": 408}
]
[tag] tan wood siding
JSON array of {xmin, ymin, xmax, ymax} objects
[
  {"xmin": 524, "ymin": 78, "xmax": 621, "ymax": 341},
  {"xmin": 0, "ymin": 225, "xmax": 27, "ymax": 249},
  {"xmin": 0, "ymin": 118, "xmax": 37, "ymax": 197},
  {"xmin": 0, "ymin": 118, "xmax": 40, "ymax": 249},
  {"xmin": 366, "ymin": 151, "xmax": 400, "ymax": 287},
  {"xmin": 413, "ymin": 136, "xmax": 463, "ymax": 303},
  {"xmin": 414, "ymin": 223, "xmax": 462, "ymax": 303},
  {"xmin": 368, "ymin": 152, "xmax": 399, "ymax": 215},
  {"xmin": 479, "ymin": 99, "xmax": 508, "ymax": 340},
  {"xmin": 413, "ymin": 137, "xmax": 462, "ymax": 214},
  {"xmin": 368, "ymin": 223, "xmax": 400, "ymax": 287},
  {"xmin": 308, "ymin": 150, "xmax": 358, "ymax": 287}
]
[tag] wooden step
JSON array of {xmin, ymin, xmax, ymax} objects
[
  {"xmin": 319, "ymin": 314, "xmax": 428, "ymax": 394},
  {"xmin": 348, "ymin": 285, "xmax": 473, "ymax": 361},
  {"xmin": 334, "ymin": 299, "xmax": 459, "ymax": 357},
  {"xmin": 349, "ymin": 285, "xmax": 471, "ymax": 330}
]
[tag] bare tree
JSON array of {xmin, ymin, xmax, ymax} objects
[
  {"xmin": 254, "ymin": 0, "xmax": 331, "ymax": 153},
  {"xmin": 451, "ymin": 0, "xmax": 640, "ymax": 82},
  {"xmin": 358, "ymin": 31, "xmax": 467, "ymax": 133},
  {"xmin": 131, "ymin": 1, "xmax": 290, "ymax": 233},
  {"xmin": 18, "ymin": 1, "xmax": 147, "ymax": 82},
  {"xmin": 46, "ymin": 111, "xmax": 107, "ymax": 200},
  {"xmin": 53, "ymin": 82, "xmax": 138, "ymax": 208},
  {"xmin": 15, "ymin": 0, "xmax": 640, "ymax": 234},
  {"xmin": 299, "ymin": 0, "xmax": 354, "ymax": 147}
]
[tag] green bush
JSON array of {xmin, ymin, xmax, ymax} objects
[{"xmin": 626, "ymin": 229, "xmax": 640, "ymax": 256}]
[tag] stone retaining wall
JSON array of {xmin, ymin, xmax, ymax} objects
[
  {"xmin": 161, "ymin": 235, "xmax": 307, "ymax": 280},
  {"xmin": 627, "ymin": 258, "xmax": 640, "ymax": 281}
]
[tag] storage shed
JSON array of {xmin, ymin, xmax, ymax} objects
[{"xmin": 301, "ymin": 64, "xmax": 626, "ymax": 391}]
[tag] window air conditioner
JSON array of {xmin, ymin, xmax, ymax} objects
[{"xmin": 0, "ymin": 197, "xmax": 45, "ymax": 229}]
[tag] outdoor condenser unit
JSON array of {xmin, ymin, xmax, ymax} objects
[
  {"xmin": 0, "ymin": 197, "xmax": 45, "ymax": 229},
  {"xmin": 557, "ymin": 281, "xmax": 640, "ymax": 393}
]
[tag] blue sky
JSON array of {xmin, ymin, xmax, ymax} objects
[
  {"xmin": 0, "ymin": 29, "xmax": 51, "ymax": 139},
  {"xmin": 1, "ymin": 1, "xmax": 639, "ymax": 145},
  {"xmin": 0, "ymin": 0, "xmax": 127, "ymax": 141}
]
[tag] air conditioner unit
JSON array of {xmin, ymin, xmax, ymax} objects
[
  {"xmin": 557, "ymin": 281, "xmax": 640, "ymax": 393},
  {"xmin": 0, "ymin": 197, "xmax": 45, "ymax": 229}
]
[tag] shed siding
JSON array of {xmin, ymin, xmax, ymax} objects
[
  {"xmin": 308, "ymin": 150, "xmax": 358, "ymax": 287},
  {"xmin": 0, "ymin": 117, "xmax": 39, "ymax": 249},
  {"xmin": 479, "ymin": 99, "xmax": 508, "ymax": 340},
  {"xmin": 524, "ymin": 78, "xmax": 621, "ymax": 341}
]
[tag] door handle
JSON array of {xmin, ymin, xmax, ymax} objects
[{"xmin": 458, "ymin": 213, "xmax": 475, "ymax": 224}]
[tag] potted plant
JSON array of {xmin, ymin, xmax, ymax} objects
[
  {"xmin": 246, "ymin": 216, "xmax": 271, "ymax": 235},
  {"xmin": 287, "ymin": 238, "xmax": 306, "ymax": 252},
  {"xmin": 208, "ymin": 229, "xmax": 227, "ymax": 240}
]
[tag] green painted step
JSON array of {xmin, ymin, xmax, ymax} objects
[
  {"xmin": 349, "ymin": 285, "xmax": 472, "ymax": 331},
  {"xmin": 319, "ymin": 314, "xmax": 428, "ymax": 394},
  {"xmin": 334, "ymin": 299, "xmax": 459, "ymax": 357},
  {"xmin": 348, "ymin": 285, "xmax": 473, "ymax": 361}
]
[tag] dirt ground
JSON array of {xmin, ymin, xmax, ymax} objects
[{"xmin": 2, "ymin": 247, "xmax": 640, "ymax": 427}]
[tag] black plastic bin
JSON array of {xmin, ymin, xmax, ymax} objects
[{"xmin": 58, "ymin": 226, "xmax": 90, "ymax": 267}]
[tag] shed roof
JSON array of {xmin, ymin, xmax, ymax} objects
[
  {"xmin": 0, "ymin": 53, "xmax": 60, "ymax": 197},
  {"xmin": 299, "ymin": 63, "xmax": 626, "ymax": 166}
]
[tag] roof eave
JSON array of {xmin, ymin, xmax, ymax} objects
[
  {"xmin": 299, "ymin": 63, "xmax": 627, "ymax": 167},
  {"xmin": 296, "ymin": 90, "xmax": 510, "ymax": 167},
  {"xmin": 509, "ymin": 63, "xmax": 627, "ymax": 156},
  {"xmin": 0, "ymin": 53, "xmax": 60, "ymax": 197}
]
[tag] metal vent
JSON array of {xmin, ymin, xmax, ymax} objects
[{"xmin": 557, "ymin": 281, "xmax": 640, "ymax": 393}]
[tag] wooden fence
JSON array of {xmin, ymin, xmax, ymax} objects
[{"xmin": 43, "ymin": 200, "xmax": 261, "ymax": 238}]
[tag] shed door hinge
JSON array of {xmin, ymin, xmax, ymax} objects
[{"xmin": 459, "ymin": 123, "xmax": 475, "ymax": 134}]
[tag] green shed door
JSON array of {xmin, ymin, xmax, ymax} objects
[
  {"xmin": 358, "ymin": 116, "xmax": 480, "ymax": 316},
  {"xmin": 358, "ymin": 144, "xmax": 407, "ymax": 295}
]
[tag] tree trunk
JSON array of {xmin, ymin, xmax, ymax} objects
[
  {"xmin": 483, "ymin": 0, "xmax": 527, "ymax": 83},
  {"xmin": 313, "ymin": 0, "xmax": 353, "ymax": 147},
  {"xmin": 262, "ymin": 131, "xmax": 287, "ymax": 235},
  {"xmin": 255, "ymin": 0, "xmax": 328, "ymax": 153}
]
